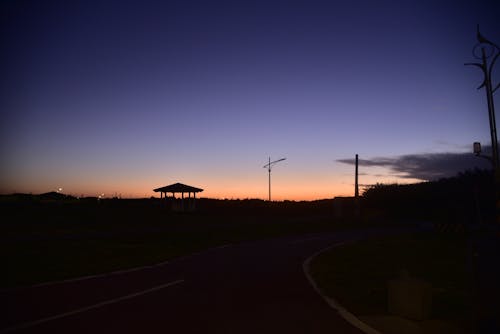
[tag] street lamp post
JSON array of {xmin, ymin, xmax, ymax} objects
[
  {"xmin": 466, "ymin": 26, "xmax": 500, "ymax": 171},
  {"xmin": 263, "ymin": 157, "xmax": 286, "ymax": 201},
  {"xmin": 466, "ymin": 26, "xmax": 500, "ymax": 334},
  {"xmin": 466, "ymin": 26, "xmax": 500, "ymax": 227}
]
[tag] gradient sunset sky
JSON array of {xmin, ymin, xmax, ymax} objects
[{"xmin": 1, "ymin": 0, "xmax": 499, "ymax": 200}]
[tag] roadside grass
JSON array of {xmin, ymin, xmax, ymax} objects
[
  {"xmin": 309, "ymin": 232, "xmax": 474, "ymax": 329},
  {"xmin": 3, "ymin": 236, "xmax": 210, "ymax": 287}
]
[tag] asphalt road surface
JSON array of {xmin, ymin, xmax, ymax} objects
[{"xmin": 1, "ymin": 229, "xmax": 397, "ymax": 334}]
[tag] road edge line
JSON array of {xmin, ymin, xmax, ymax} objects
[
  {"xmin": 0, "ymin": 279, "xmax": 184, "ymax": 334},
  {"xmin": 302, "ymin": 240, "xmax": 382, "ymax": 334},
  {"xmin": 27, "ymin": 259, "xmax": 172, "ymax": 289},
  {"xmin": 3, "ymin": 242, "xmax": 234, "ymax": 292}
]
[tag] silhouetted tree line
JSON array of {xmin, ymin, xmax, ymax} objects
[{"xmin": 361, "ymin": 169, "xmax": 495, "ymax": 224}]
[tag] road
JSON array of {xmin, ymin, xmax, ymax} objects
[{"xmin": 1, "ymin": 229, "xmax": 398, "ymax": 334}]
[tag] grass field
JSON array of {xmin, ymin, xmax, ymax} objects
[{"xmin": 309, "ymin": 231, "xmax": 475, "ymax": 332}]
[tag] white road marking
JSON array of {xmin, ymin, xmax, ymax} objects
[
  {"xmin": 302, "ymin": 239, "xmax": 382, "ymax": 334},
  {"xmin": 0, "ymin": 280, "xmax": 184, "ymax": 334},
  {"xmin": 28, "ymin": 260, "xmax": 171, "ymax": 289}
]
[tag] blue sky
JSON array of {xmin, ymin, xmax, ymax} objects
[{"xmin": 1, "ymin": 0, "xmax": 499, "ymax": 199}]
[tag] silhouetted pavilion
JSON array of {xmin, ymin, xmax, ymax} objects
[{"xmin": 153, "ymin": 182, "xmax": 203, "ymax": 211}]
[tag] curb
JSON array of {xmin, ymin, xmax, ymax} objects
[{"xmin": 302, "ymin": 240, "xmax": 382, "ymax": 334}]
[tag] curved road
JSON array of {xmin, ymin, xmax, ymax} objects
[{"xmin": 1, "ymin": 229, "xmax": 401, "ymax": 333}]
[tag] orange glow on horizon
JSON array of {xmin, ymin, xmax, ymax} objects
[
  {"xmin": 1, "ymin": 182, "xmax": 355, "ymax": 201},
  {"xmin": 0, "ymin": 166, "xmax": 424, "ymax": 201}
]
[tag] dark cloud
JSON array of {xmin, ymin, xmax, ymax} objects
[{"xmin": 337, "ymin": 147, "xmax": 493, "ymax": 181}]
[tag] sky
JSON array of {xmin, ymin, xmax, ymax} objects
[{"xmin": 1, "ymin": 0, "xmax": 499, "ymax": 200}]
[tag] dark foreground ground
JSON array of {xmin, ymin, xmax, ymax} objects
[
  {"xmin": 1, "ymin": 197, "xmax": 375, "ymax": 288},
  {"xmin": 1, "ymin": 195, "xmax": 498, "ymax": 333},
  {"xmin": 1, "ymin": 230, "xmax": 404, "ymax": 334}
]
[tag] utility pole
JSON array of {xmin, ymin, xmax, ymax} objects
[
  {"xmin": 355, "ymin": 154, "xmax": 360, "ymax": 218},
  {"xmin": 263, "ymin": 157, "xmax": 286, "ymax": 201},
  {"xmin": 355, "ymin": 154, "xmax": 359, "ymax": 198}
]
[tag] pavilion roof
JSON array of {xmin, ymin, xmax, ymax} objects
[{"xmin": 153, "ymin": 182, "xmax": 203, "ymax": 193}]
